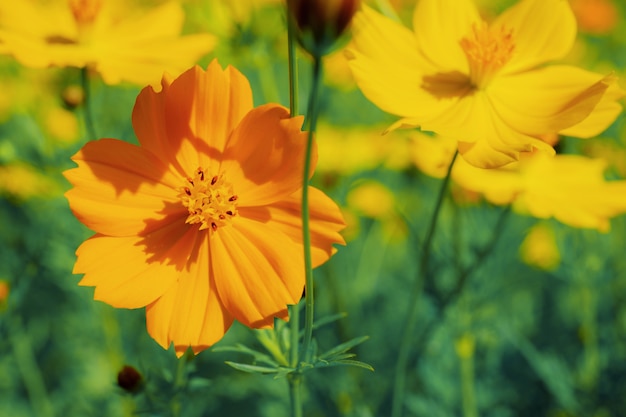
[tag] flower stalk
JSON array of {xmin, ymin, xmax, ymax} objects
[
  {"xmin": 300, "ymin": 55, "xmax": 322, "ymax": 364},
  {"xmin": 287, "ymin": 15, "xmax": 304, "ymax": 417},
  {"xmin": 80, "ymin": 67, "xmax": 97, "ymax": 140},
  {"xmin": 391, "ymin": 150, "xmax": 458, "ymax": 417}
]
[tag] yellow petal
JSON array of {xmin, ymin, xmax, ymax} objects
[
  {"xmin": 560, "ymin": 78, "xmax": 625, "ymax": 137},
  {"xmin": 75, "ymin": 226, "xmax": 196, "ymax": 308},
  {"xmin": 490, "ymin": 66, "xmax": 618, "ymax": 135},
  {"xmin": 95, "ymin": 34, "xmax": 216, "ymax": 87},
  {"xmin": 221, "ymin": 104, "xmax": 309, "ymax": 206},
  {"xmin": 210, "ymin": 218, "xmax": 304, "ymax": 328},
  {"xmin": 64, "ymin": 139, "xmax": 185, "ymax": 236},
  {"xmin": 422, "ymin": 91, "xmax": 555, "ymax": 168},
  {"xmin": 239, "ymin": 186, "xmax": 346, "ymax": 267},
  {"xmin": 145, "ymin": 235, "xmax": 234, "ymax": 357},
  {"xmin": 516, "ymin": 154, "xmax": 626, "ymax": 231},
  {"xmin": 413, "ymin": 0, "xmax": 480, "ymax": 73},
  {"xmin": 494, "ymin": 0, "xmax": 577, "ymax": 74},
  {"xmin": 347, "ymin": 5, "xmax": 453, "ymax": 120},
  {"xmin": 452, "ymin": 156, "xmax": 524, "ymax": 203}
]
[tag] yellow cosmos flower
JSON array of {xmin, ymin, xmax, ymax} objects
[
  {"xmin": 64, "ymin": 61, "xmax": 346, "ymax": 356},
  {"xmin": 347, "ymin": 0, "xmax": 624, "ymax": 168},
  {"xmin": 453, "ymin": 152, "xmax": 626, "ymax": 231},
  {"xmin": 0, "ymin": 0, "xmax": 215, "ymax": 86}
]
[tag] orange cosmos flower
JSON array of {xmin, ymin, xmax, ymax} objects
[
  {"xmin": 347, "ymin": 0, "xmax": 624, "ymax": 168},
  {"xmin": 64, "ymin": 60, "xmax": 346, "ymax": 356},
  {"xmin": 0, "ymin": 0, "xmax": 215, "ymax": 86}
]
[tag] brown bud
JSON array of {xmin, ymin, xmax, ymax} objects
[
  {"xmin": 287, "ymin": 0, "xmax": 360, "ymax": 57},
  {"xmin": 117, "ymin": 365, "xmax": 143, "ymax": 393},
  {"xmin": 62, "ymin": 85, "xmax": 85, "ymax": 109}
]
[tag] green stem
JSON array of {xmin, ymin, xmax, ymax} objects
[
  {"xmin": 287, "ymin": 15, "xmax": 303, "ymax": 417},
  {"xmin": 391, "ymin": 150, "xmax": 458, "ymax": 417},
  {"xmin": 300, "ymin": 56, "xmax": 323, "ymax": 363},
  {"xmin": 459, "ymin": 338, "xmax": 478, "ymax": 417},
  {"xmin": 407, "ymin": 206, "xmax": 511, "ymax": 364},
  {"xmin": 9, "ymin": 318, "xmax": 54, "ymax": 417},
  {"xmin": 170, "ymin": 351, "xmax": 191, "ymax": 417},
  {"xmin": 80, "ymin": 67, "xmax": 97, "ymax": 140}
]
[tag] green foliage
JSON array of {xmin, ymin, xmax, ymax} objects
[{"xmin": 2, "ymin": 1, "xmax": 626, "ymax": 417}]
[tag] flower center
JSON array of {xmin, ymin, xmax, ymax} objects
[
  {"xmin": 177, "ymin": 168, "xmax": 238, "ymax": 232},
  {"xmin": 459, "ymin": 22, "xmax": 515, "ymax": 89},
  {"xmin": 68, "ymin": 0, "xmax": 102, "ymax": 27}
]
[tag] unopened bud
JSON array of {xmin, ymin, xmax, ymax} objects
[
  {"xmin": 117, "ymin": 365, "xmax": 143, "ymax": 393},
  {"xmin": 62, "ymin": 85, "xmax": 85, "ymax": 109},
  {"xmin": 287, "ymin": 0, "xmax": 360, "ymax": 57}
]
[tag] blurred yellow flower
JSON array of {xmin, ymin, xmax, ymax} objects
[
  {"xmin": 0, "ymin": 0, "xmax": 215, "ymax": 86},
  {"xmin": 316, "ymin": 123, "xmax": 412, "ymax": 174},
  {"xmin": 44, "ymin": 107, "xmax": 80, "ymax": 145},
  {"xmin": 409, "ymin": 133, "xmax": 457, "ymax": 179},
  {"xmin": 64, "ymin": 61, "xmax": 346, "ymax": 356},
  {"xmin": 347, "ymin": 0, "xmax": 624, "ymax": 168},
  {"xmin": 453, "ymin": 153, "xmax": 626, "ymax": 231},
  {"xmin": 519, "ymin": 223, "xmax": 561, "ymax": 270},
  {"xmin": 0, "ymin": 163, "xmax": 60, "ymax": 200},
  {"xmin": 346, "ymin": 180, "xmax": 395, "ymax": 219}
]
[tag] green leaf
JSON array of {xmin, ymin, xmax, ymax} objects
[
  {"xmin": 315, "ymin": 359, "xmax": 375, "ymax": 372},
  {"xmin": 318, "ymin": 335, "xmax": 370, "ymax": 360},
  {"xmin": 224, "ymin": 361, "xmax": 293, "ymax": 375},
  {"xmin": 212, "ymin": 344, "xmax": 279, "ymax": 368}
]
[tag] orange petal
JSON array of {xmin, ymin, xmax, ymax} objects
[
  {"xmin": 210, "ymin": 218, "xmax": 304, "ymax": 328},
  {"xmin": 221, "ymin": 104, "xmax": 310, "ymax": 206},
  {"xmin": 494, "ymin": 0, "xmax": 576, "ymax": 74},
  {"xmin": 64, "ymin": 139, "xmax": 185, "ymax": 236},
  {"xmin": 145, "ymin": 235, "xmax": 234, "ymax": 357},
  {"xmin": 132, "ymin": 74, "xmax": 189, "ymax": 176},
  {"xmin": 164, "ymin": 62, "xmax": 254, "ymax": 175},
  {"xmin": 239, "ymin": 186, "xmax": 346, "ymax": 267},
  {"xmin": 75, "ymin": 222, "xmax": 198, "ymax": 309}
]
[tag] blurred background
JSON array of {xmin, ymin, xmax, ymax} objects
[{"xmin": 1, "ymin": 0, "xmax": 626, "ymax": 416}]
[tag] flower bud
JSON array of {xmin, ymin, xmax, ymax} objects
[
  {"xmin": 117, "ymin": 365, "xmax": 143, "ymax": 393},
  {"xmin": 287, "ymin": 0, "xmax": 360, "ymax": 57}
]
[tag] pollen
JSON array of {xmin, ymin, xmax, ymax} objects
[
  {"xmin": 459, "ymin": 22, "xmax": 515, "ymax": 89},
  {"xmin": 177, "ymin": 168, "xmax": 238, "ymax": 232},
  {"xmin": 68, "ymin": 0, "xmax": 103, "ymax": 27}
]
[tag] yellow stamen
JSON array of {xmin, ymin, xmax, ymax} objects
[
  {"xmin": 68, "ymin": 0, "xmax": 102, "ymax": 27},
  {"xmin": 459, "ymin": 22, "xmax": 515, "ymax": 89},
  {"xmin": 177, "ymin": 168, "xmax": 238, "ymax": 232}
]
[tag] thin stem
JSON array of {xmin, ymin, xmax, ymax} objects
[
  {"xmin": 391, "ymin": 150, "xmax": 458, "ymax": 417},
  {"xmin": 288, "ymin": 23, "xmax": 299, "ymax": 118},
  {"xmin": 170, "ymin": 351, "xmax": 191, "ymax": 417},
  {"xmin": 408, "ymin": 206, "xmax": 511, "ymax": 363},
  {"xmin": 287, "ymin": 15, "xmax": 303, "ymax": 417},
  {"xmin": 300, "ymin": 56, "xmax": 323, "ymax": 363},
  {"xmin": 80, "ymin": 67, "xmax": 97, "ymax": 140},
  {"xmin": 288, "ymin": 374, "xmax": 303, "ymax": 417},
  {"xmin": 439, "ymin": 206, "xmax": 511, "ymax": 308}
]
